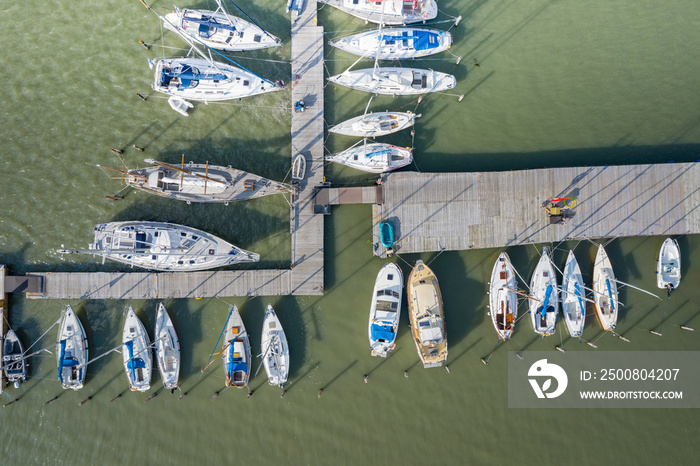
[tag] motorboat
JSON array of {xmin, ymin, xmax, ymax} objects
[
  {"xmin": 657, "ymin": 237, "xmax": 681, "ymax": 293},
  {"xmin": 368, "ymin": 263, "xmax": 403, "ymax": 357}
]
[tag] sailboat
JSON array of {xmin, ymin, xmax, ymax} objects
[
  {"xmin": 488, "ymin": 252, "xmax": 518, "ymax": 341},
  {"xmin": 119, "ymin": 158, "xmax": 289, "ymax": 204},
  {"xmin": 326, "ymin": 142, "xmax": 412, "ymax": 173},
  {"xmin": 561, "ymin": 250, "xmax": 586, "ymax": 338},
  {"xmin": 657, "ymin": 237, "xmax": 681, "ymax": 292},
  {"xmin": 260, "ymin": 305, "xmax": 289, "ymax": 387},
  {"xmin": 330, "ymin": 27, "xmax": 452, "ymax": 60},
  {"xmin": 529, "ymin": 247, "xmax": 559, "ymax": 336},
  {"xmin": 368, "ymin": 263, "xmax": 403, "ymax": 357},
  {"xmin": 2, "ymin": 329, "xmax": 27, "ymax": 388},
  {"xmin": 58, "ymin": 221, "xmax": 259, "ymax": 272},
  {"xmin": 318, "ymin": 0, "xmax": 438, "ymax": 25},
  {"xmin": 154, "ymin": 303, "xmax": 180, "ymax": 390},
  {"xmin": 223, "ymin": 305, "xmax": 251, "ymax": 388},
  {"xmin": 329, "ymin": 111, "xmax": 419, "ymax": 137},
  {"xmin": 123, "ymin": 307, "xmax": 152, "ymax": 392},
  {"xmin": 593, "ymin": 244, "xmax": 618, "ymax": 331},
  {"xmin": 407, "ymin": 260, "xmax": 447, "ymax": 368},
  {"xmin": 328, "ymin": 67, "xmax": 456, "ymax": 95},
  {"xmin": 57, "ymin": 305, "xmax": 89, "ymax": 390},
  {"xmin": 163, "ymin": 1, "xmax": 281, "ymax": 52}
]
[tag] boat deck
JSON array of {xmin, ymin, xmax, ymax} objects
[{"xmin": 372, "ymin": 163, "xmax": 700, "ymax": 256}]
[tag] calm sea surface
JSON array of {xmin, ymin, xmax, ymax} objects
[{"xmin": 1, "ymin": 0, "xmax": 699, "ymax": 464}]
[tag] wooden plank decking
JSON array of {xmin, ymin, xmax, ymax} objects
[
  {"xmin": 289, "ymin": 2, "xmax": 325, "ymax": 295},
  {"xmin": 372, "ymin": 163, "xmax": 700, "ymax": 257}
]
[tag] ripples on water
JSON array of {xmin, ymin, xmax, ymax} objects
[{"xmin": 1, "ymin": 0, "xmax": 700, "ymax": 464}]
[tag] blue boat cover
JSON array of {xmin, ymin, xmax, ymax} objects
[
  {"xmin": 379, "ymin": 30, "xmax": 438, "ymax": 51},
  {"xmin": 540, "ymin": 285, "xmax": 553, "ymax": 318},
  {"xmin": 183, "ymin": 13, "xmax": 237, "ymax": 33},
  {"xmin": 370, "ymin": 323, "xmax": 395, "ymax": 342},
  {"xmin": 574, "ymin": 282, "xmax": 585, "ymax": 316},
  {"xmin": 125, "ymin": 340, "xmax": 146, "ymax": 382},
  {"xmin": 606, "ymin": 279, "xmax": 615, "ymax": 311},
  {"xmin": 380, "ymin": 221, "xmax": 394, "ymax": 248},
  {"xmin": 226, "ymin": 344, "xmax": 248, "ymax": 376},
  {"xmin": 162, "ymin": 65, "xmax": 227, "ymax": 90},
  {"xmin": 367, "ymin": 149, "xmax": 391, "ymax": 158}
]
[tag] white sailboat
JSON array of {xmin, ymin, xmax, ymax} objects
[
  {"xmin": 329, "ymin": 111, "xmax": 419, "ymax": 137},
  {"xmin": 368, "ymin": 263, "xmax": 403, "ymax": 357},
  {"xmin": 163, "ymin": 1, "xmax": 281, "ymax": 52},
  {"xmin": 561, "ymin": 250, "xmax": 586, "ymax": 338},
  {"xmin": 326, "ymin": 142, "xmax": 412, "ymax": 173},
  {"xmin": 593, "ymin": 244, "xmax": 618, "ymax": 331},
  {"xmin": 57, "ymin": 305, "xmax": 89, "ymax": 390},
  {"xmin": 328, "ymin": 67, "xmax": 456, "ymax": 95},
  {"xmin": 260, "ymin": 305, "xmax": 289, "ymax": 387},
  {"xmin": 58, "ymin": 221, "xmax": 259, "ymax": 272},
  {"xmin": 123, "ymin": 307, "xmax": 152, "ymax": 392},
  {"xmin": 657, "ymin": 237, "xmax": 681, "ymax": 292},
  {"xmin": 154, "ymin": 303, "xmax": 180, "ymax": 390},
  {"xmin": 330, "ymin": 27, "xmax": 452, "ymax": 60},
  {"xmin": 529, "ymin": 247, "xmax": 559, "ymax": 336},
  {"xmin": 223, "ymin": 305, "xmax": 251, "ymax": 388},
  {"xmin": 318, "ymin": 0, "xmax": 438, "ymax": 25},
  {"xmin": 488, "ymin": 252, "xmax": 518, "ymax": 341}
]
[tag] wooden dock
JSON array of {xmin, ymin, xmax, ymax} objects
[
  {"xmin": 372, "ymin": 163, "xmax": 700, "ymax": 257},
  {"xmin": 314, "ymin": 185, "xmax": 383, "ymax": 209},
  {"xmin": 289, "ymin": 1, "xmax": 325, "ymax": 295}
]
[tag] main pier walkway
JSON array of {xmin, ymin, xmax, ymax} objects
[{"xmin": 372, "ymin": 163, "xmax": 700, "ymax": 257}]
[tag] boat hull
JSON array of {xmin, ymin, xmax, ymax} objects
[
  {"xmin": 153, "ymin": 58, "xmax": 280, "ymax": 102},
  {"xmin": 319, "ymin": 0, "xmax": 438, "ymax": 25},
  {"xmin": 223, "ymin": 306, "xmax": 251, "ymax": 388},
  {"xmin": 164, "ymin": 9, "xmax": 280, "ymax": 52},
  {"xmin": 657, "ymin": 237, "xmax": 681, "ymax": 290},
  {"xmin": 261, "ymin": 305, "xmax": 290, "ymax": 387},
  {"xmin": 561, "ymin": 251, "xmax": 585, "ymax": 338},
  {"xmin": 326, "ymin": 143, "xmax": 412, "ymax": 173},
  {"xmin": 328, "ymin": 67, "xmax": 456, "ymax": 95},
  {"xmin": 528, "ymin": 248, "xmax": 559, "ymax": 336},
  {"xmin": 331, "ymin": 28, "xmax": 452, "ymax": 60},
  {"xmin": 57, "ymin": 306, "xmax": 89, "ymax": 390},
  {"xmin": 328, "ymin": 112, "xmax": 417, "ymax": 137},
  {"xmin": 155, "ymin": 303, "xmax": 181, "ymax": 390},
  {"xmin": 368, "ymin": 263, "xmax": 403, "ymax": 357},
  {"xmin": 593, "ymin": 244, "xmax": 618, "ymax": 331},
  {"xmin": 123, "ymin": 307, "xmax": 152, "ymax": 392},
  {"xmin": 407, "ymin": 260, "xmax": 447, "ymax": 368},
  {"xmin": 489, "ymin": 252, "xmax": 518, "ymax": 341},
  {"xmin": 2, "ymin": 329, "xmax": 27, "ymax": 386}
]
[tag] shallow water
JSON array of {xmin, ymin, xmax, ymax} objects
[{"xmin": 1, "ymin": 0, "xmax": 700, "ymax": 464}]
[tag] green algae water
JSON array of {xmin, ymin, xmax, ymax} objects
[{"xmin": 2, "ymin": 0, "xmax": 700, "ymax": 463}]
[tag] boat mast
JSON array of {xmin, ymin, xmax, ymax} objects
[{"xmin": 145, "ymin": 158, "xmax": 229, "ymax": 185}]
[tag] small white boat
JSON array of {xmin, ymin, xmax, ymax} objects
[
  {"xmin": 488, "ymin": 252, "xmax": 518, "ymax": 341},
  {"xmin": 123, "ymin": 307, "xmax": 152, "ymax": 392},
  {"xmin": 260, "ymin": 305, "xmax": 289, "ymax": 387},
  {"xmin": 286, "ymin": 0, "xmax": 305, "ymax": 18},
  {"xmin": 163, "ymin": 3, "xmax": 281, "ymax": 52},
  {"xmin": 329, "ymin": 112, "xmax": 419, "ymax": 137},
  {"xmin": 318, "ymin": 0, "xmax": 438, "ymax": 25},
  {"xmin": 330, "ymin": 28, "xmax": 452, "ymax": 60},
  {"xmin": 223, "ymin": 306, "xmax": 251, "ymax": 388},
  {"xmin": 328, "ymin": 67, "xmax": 456, "ymax": 95},
  {"xmin": 292, "ymin": 154, "xmax": 306, "ymax": 181},
  {"xmin": 561, "ymin": 251, "xmax": 586, "ymax": 338},
  {"xmin": 529, "ymin": 247, "xmax": 559, "ymax": 336},
  {"xmin": 407, "ymin": 260, "xmax": 447, "ymax": 368},
  {"xmin": 2, "ymin": 329, "xmax": 27, "ymax": 388},
  {"xmin": 168, "ymin": 96, "xmax": 194, "ymax": 116},
  {"xmin": 57, "ymin": 305, "xmax": 89, "ymax": 390},
  {"xmin": 123, "ymin": 158, "xmax": 289, "ymax": 204},
  {"xmin": 657, "ymin": 237, "xmax": 681, "ymax": 292},
  {"xmin": 593, "ymin": 244, "xmax": 618, "ymax": 331},
  {"xmin": 59, "ymin": 221, "xmax": 259, "ymax": 272},
  {"xmin": 368, "ymin": 263, "xmax": 403, "ymax": 357},
  {"xmin": 326, "ymin": 143, "xmax": 412, "ymax": 173},
  {"xmin": 154, "ymin": 303, "xmax": 180, "ymax": 390},
  {"xmin": 152, "ymin": 57, "xmax": 280, "ymax": 103}
]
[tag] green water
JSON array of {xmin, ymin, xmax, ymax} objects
[{"xmin": 1, "ymin": 0, "xmax": 700, "ymax": 463}]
